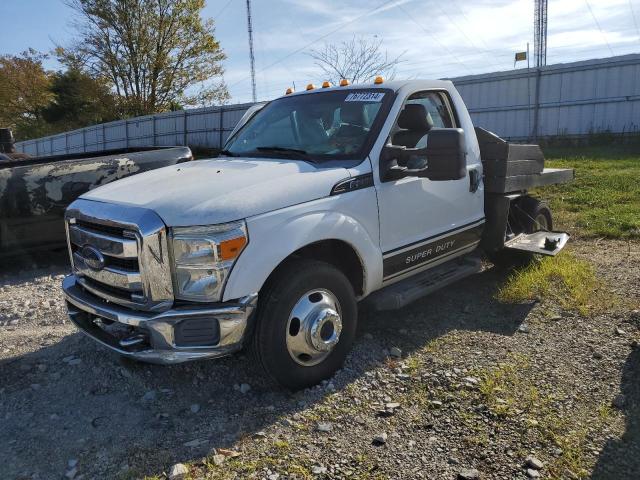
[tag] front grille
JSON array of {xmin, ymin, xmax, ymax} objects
[
  {"xmin": 65, "ymin": 199, "xmax": 174, "ymax": 312},
  {"xmin": 68, "ymin": 217, "xmax": 146, "ymax": 308}
]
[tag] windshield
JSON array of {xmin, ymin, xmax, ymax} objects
[{"xmin": 225, "ymin": 89, "xmax": 392, "ymax": 162}]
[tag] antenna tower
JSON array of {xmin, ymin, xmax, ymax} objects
[
  {"xmin": 246, "ymin": 0, "xmax": 257, "ymax": 102},
  {"xmin": 534, "ymin": 0, "xmax": 548, "ymax": 68}
]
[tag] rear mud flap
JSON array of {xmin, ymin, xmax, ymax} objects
[{"xmin": 504, "ymin": 231, "xmax": 569, "ymax": 256}]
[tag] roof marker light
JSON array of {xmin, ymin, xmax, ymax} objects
[
  {"xmin": 285, "ymin": 87, "xmax": 294, "ymax": 95},
  {"xmin": 322, "ymin": 81, "xmax": 332, "ymax": 88},
  {"xmin": 374, "ymin": 76, "xmax": 384, "ymax": 84},
  {"xmin": 339, "ymin": 79, "xmax": 350, "ymax": 87},
  {"xmin": 306, "ymin": 83, "xmax": 316, "ymax": 91}
]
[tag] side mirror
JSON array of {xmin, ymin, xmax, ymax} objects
[{"xmin": 380, "ymin": 128, "xmax": 467, "ymax": 182}]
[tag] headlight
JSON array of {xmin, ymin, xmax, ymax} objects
[{"xmin": 170, "ymin": 221, "xmax": 248, "ymax": 302}]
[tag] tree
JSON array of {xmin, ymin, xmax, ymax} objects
[
  {"xmin": 60, "ymin": 0, "xmax": 229, "ymax": 116},
  {"xmin": 308, "ymin": 36, "xmax": 404, "ymax": 86},
  {"xmin": 43, "ymin": 69, "xmax": 119, "ymax": 131},
  {"xmin": 0, "ymin": 50, "xmax": 54, "ymax": 140}
]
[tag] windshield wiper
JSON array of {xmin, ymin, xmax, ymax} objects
[
  {"xmin": 255, "ymin": 146, "xmax": 315, "ymax": 162},
  {"xmin": 219, "ymin": 149, "xmax": 236, "ymax": 157}
]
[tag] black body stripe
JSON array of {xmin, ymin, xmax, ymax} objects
[
  {"xmin": 383, "ymin": 223, "xmax": 484, "ymax": 279},
  {"xmin": 383, "ymin": 219, "xmax": 485, "ymax": 256}
]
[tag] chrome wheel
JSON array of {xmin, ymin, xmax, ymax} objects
[{"xmin": 286, "ymin": 289, "xmax": 342, "ymax": 366}]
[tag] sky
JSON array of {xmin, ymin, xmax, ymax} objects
[{"xmin": 1, "ymin": 0, "xmax": 639, "ymax": 104}]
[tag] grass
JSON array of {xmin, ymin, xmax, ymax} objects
[
  {"xmin": 536, "ymin": 145, "xmax": 640, "ymax": 238},
  {"xmin": 495, "ymin": 252, "xmax": 610, "ymax": 315},
  {"xmin": 474, "ymin": 354, "xmax": 622, "ymax": 480}
]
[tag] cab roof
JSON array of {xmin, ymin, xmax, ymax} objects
[{"xmin": 283, "ymin": 79, "xmax": 454, "ymax": 98}]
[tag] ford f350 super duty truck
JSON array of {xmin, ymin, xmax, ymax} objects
[{"xmin": 61, "ymin": 79, "xmax": 573, "ymax": 389}]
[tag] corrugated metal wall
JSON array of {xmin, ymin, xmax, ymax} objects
[
  {"xmin": 15, "ymin": 103, "xmax": 257, "ymax": 157},
  {"xmin": 15, "ymin": 54, "xmax": 640, "ymax": 156},
  {"xmin": 451, "ymin": 53, "xmax": 640, "ymax": 140}
]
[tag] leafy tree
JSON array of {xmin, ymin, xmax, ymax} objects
[
  {"xmin": 43, "ymin": 69, "xmax": 119, "ymax": 131},
  {"xmin": 59, "ymin": 0, "xmax": 229, "ymax": 116},
  {"xmin": 309, "ymin": 35, "xmax": 404, "ymax": 86},
  {"xmin": 0, "ymin": 49, "xmax": 54, "ymax": 140}
]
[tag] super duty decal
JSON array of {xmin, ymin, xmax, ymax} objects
[{"xmin": 382, "ymin": 222, "xmax": 484, "ymax": 279}]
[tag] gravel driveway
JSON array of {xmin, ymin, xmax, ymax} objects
[{"xmin": 1, "ymin": 239, "xmax": 638, "ymax": 480}]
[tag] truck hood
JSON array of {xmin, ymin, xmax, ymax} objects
[{"xmin": 81, "ymin": 157, "xmax": 351, "ymax": 226}]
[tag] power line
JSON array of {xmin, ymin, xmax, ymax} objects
[
  {"xmin": 584, "ymin": 0, "xmax": 615, "ymax": 56},
  {"xmin": 227, "ymin": 0, "xmax": 407, "ymax": 91},
  {"xmin": 396, "ymin": 3, "xmax": 473, "ymax": 74},
  {"xmin": 213, "ymin": 0, "xmax": 234, "ymax": 20}
]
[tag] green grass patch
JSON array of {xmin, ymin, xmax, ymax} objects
[
  {"xmin": 536, "ymin": 145, "xmax": 640, "ymax": 238},
  {"xmin": 496, "ymin": 253, "xmax": 610, "ymax": 315}
]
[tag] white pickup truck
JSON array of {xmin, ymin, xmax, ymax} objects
[{"xmin": 62, "ymin": 79, "xmax": 573, "ymax": 389}]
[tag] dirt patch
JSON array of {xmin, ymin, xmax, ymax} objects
[{"xmin": 1, "ymin": 239, "xmax": 639, "ymax": 479}]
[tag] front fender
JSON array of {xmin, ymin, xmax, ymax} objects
[{"xmin": 222, "ymin": 190, "xmax": 382, "ymax": 301}]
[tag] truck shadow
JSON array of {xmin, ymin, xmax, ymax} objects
[
  {"xmin": 0, "ymin": 265, "xmax": 533, "ymax": 479},
  {"xmin": 591, "ymin": 346, "xmax": 640, "ymax": 479}
]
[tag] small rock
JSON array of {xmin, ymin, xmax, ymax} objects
[
  {"xmin": 385, "ymin": 402, "xmax": 401, "ymax": 410},
  {"xmin": 316, "ymin": 422, "xmax": 333, "ymax": 432},
  {"xmin": 615, "ymin": 327, "xmax": 626, "ymax": 335},
  {"xmin": 30, "ymin": 384, "xmax": 41, "ymax": 390},
  {"xmin": 64, "ymin": 467, "xmax": 78, "ymax": 479},
  {"xmin": 389, "ymin": 347, "xmax": 402, "ymax": 358},
  {"xmin": 457, "ymin": 468, "xmax": 480, "ymax": 480},
  {"xmin": 527, "ymin": 468, "xmax": 541, "ymax": 478},
  {"xmin": 372, "ymin": 432, "xmax": 388, "ymax": 445},
  {"xmin": 518, "ymin": 324, "xmax": 530, "ymax": 334},
  {"xmin": 68, "ymin": 459, "xmax": 78, "ymax": 469},
  {"xmin": 212, "ymin": 454, "xmax": 225, "ymax": 466},
  {"xmin": 593, "ymin": 351, "xmax": 603, "ymax": 360},
  {"xmin": 183, "ymin": 439, "xmax": 207, "ymax": 447},
  {"xmin": 525, "ymin": 456, "xmax": 544, "ymax": 470},
  {"xmin": 311, "ymin": 465, "xmax": 327, "ymax": 475},
  {"xmin": 68, "ymin": 358, "xmax": 82, "ymax": 366},
  {"xmin": 612, "ymin": 394, "xmax": 626, "ymax": 409},
  {"xmin": 268, "ymin": 474, "xmax": 279, "ymax": 480},
  {"xmin": 190, "ymin": 403, "xmax": 200, "ymax": 413},
  {"xmin": 168, "ymin": 463, "xmax": 188, "ymax": 480},
  {"xmin": 141, "ymin": 390, "xmax": 156, "ymax": 402},
  {"xmin": 239, "ymin": 383, "xmax": 251, "ymax": 394}
]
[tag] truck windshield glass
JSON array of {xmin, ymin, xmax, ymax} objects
[{"xmin": 225, "ymin": 90, "xmax": 391, "ymax": 162}]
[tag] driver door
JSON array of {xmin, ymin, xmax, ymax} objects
[{"xmin": 375, "ymin": 90, "xmax": 484, "ymax": 282}]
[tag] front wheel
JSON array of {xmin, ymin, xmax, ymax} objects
[{"xmin": 251, "ymin": 259, "xmax": 357, "ymax": 390}]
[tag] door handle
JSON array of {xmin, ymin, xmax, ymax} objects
[{"xmin": 469, "ymin": 168, "xmax": 481, "ymax": 192}]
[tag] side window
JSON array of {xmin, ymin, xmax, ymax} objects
[
  {"xmin": 405, "ymin": 91, "xmax": 455, "ymax": 128},
  {"xmin": 391, "ymin": 90, "xmax": 457, "ymax": 150}
]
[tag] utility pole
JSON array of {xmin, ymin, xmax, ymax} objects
[
  {"xmin": 534, "ymin": 0, "xmax": 548, "ymax": 67},
  {"xmin": 246, "ymin": 0, "xmax": 257, "ymax": 102},
  {"xmin": 532, "ymin": 0, "xmax": 547, "ymax": 140}
]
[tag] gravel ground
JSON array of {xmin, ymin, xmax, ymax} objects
[{"xmin": 1, "ymin": 239, "xmax": 638, "ymax": 480}]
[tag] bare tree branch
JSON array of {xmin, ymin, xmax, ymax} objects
[{"xmin": 308, "ymin": 35, "xmax": 405, "ymax": 85}]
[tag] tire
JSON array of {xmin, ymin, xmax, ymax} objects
[
  {"xmin": 488, "ymin": 196, "xmax": 553, "ymax": 268},
  {"xmin": 251, "ymin": 259, "xmax": 357, "ymax": 390}
]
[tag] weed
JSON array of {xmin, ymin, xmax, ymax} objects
[{"xmin": 496, "ymin": 252, "xmax": 612, "ymax": 315}]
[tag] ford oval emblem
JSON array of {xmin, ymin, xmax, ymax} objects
[{"xmin": 81, "ymin": 245, "xmax": 105, "ymax": 271}]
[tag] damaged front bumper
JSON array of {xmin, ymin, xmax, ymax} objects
[{"xmin": 62, "ymin": 275, "xmax": 258, "ymax": 364}]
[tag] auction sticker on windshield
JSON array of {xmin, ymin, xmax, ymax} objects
[{"xmin": 345, "ymin": 92, "xmax": 386, "ymax": 102}]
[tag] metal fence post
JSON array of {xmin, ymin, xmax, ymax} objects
[
  {"xmin": 102, "ymin": 123, "xmax": 106, "ymax": 151},
  {"xmin": 152, "ymin": 115, "xmax": 157, "ymax": 146},
  {"xmin": 183, "ymin": 110, "xmax": 188, "ymax": 146},
  {"xmin": 125, "ymin": 120, "xmax": 129, "ymax": 148},
  {"xmin": 218, "ymin": 107, "xmax": 224, "ymax": 148},
  {"xmin": 82, "ymin": 128, "xmax": 86, "ymax": 152}
]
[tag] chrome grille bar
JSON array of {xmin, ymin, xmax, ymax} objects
[
  {"xmin": 69, "ymin": 224, "xmax": 137, "ymax": 258},
  {"xmin": 65, "ymin": 198, "xmax": 174, "ymax": 312}
]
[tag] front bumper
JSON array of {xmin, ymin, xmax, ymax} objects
[{"xmin": 62, "ymin": 275, "xmax": 258, "ymax": 364}]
